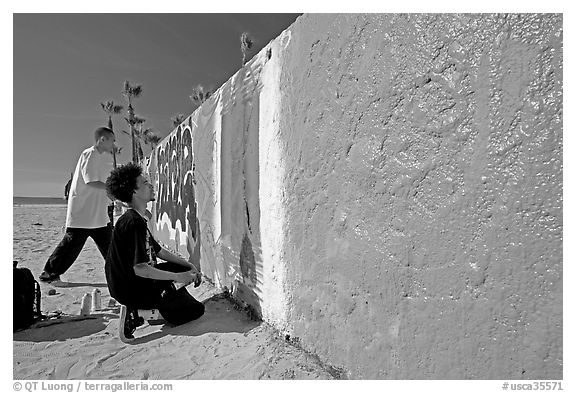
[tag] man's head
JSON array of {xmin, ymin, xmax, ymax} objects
[
  {"xmin": 106, "ymin": 162, "xmax": 155, "ymax": 204},
  {"xmin": 94, "ymin": 127, "xmax": 116, "ymax": 153}
]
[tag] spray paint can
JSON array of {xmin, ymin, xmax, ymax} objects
[
  {"xmin": 91, "ymin": 288, "xmax": 101, "ymax": 312},
  {"xmin": 80, "ymin": 292, "xmax": 92, "ymax": 316}
]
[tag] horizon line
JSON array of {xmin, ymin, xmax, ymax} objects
[{"xmin": 13, "ymin": 196, "xmax": 66, "ymax": 199}]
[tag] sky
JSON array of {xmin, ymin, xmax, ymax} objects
[
  {"xmin": 10, "ymin": 5, "xmax": 571, "ymax": 197},
  {"xmin": 13, "ymin": 13, "xmax": 301, "ymax": 197}
]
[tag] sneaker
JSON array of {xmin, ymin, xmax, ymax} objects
[
  {"xmin": 38, "ymin": 271, "xmax": 61, "ymax": 283},
  {"xmin": 119, "ymin": 305, "xmax": 145, "ymax": 341}
]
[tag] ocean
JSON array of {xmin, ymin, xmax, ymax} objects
[{"xmin": 13, "ymin": 197, "xmax": 67, "ymax": 205}]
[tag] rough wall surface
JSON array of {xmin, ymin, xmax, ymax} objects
[
  {"xmin": 278, "ymin": 13, "xmax": 562, "ymax": 379},
  {"xmin": 149, "ymin": 13, "xmax": 562, "ymax": 379}
]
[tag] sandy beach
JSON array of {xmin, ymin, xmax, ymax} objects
[{"xmin": 13, "ymin": 203, "xmax": 335, "ymax": 380}]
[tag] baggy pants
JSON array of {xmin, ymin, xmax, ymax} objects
[
  {"xmin": 142, "ymin": 263, "xmax": 205, "ymax": 326},
  {"xmin": 43, "ymin": 225, "xmax": 112, "ymax": 275}
]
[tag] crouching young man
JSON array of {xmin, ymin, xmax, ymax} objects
[{"xmin": 104, "ymin": 162, "xmax": 204, "ymax": 339}]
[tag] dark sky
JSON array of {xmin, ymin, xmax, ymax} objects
[{"xmin": 13, "ymin": 13, "xmax": 301, "ymax": 197}]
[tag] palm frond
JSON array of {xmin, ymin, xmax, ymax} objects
[
  {"xmin": 190, "ymin": 85, "xmax": 213, "ymax": 106},
  {"xmin": 132, "ymin": 85, "xmax": 143, "ymax": 97},
  {"xmin": 241, "ymin": 32, "xmax": 254, "ymax": 65},
  {"xmin": 171, "ymin": 114, "xmax": 186, "ymax": 127},
  {"xmin": 241, "ymin": 32, "xmax": 253, "ymax": 51},
  {"xmin": 143, "ymin": 128, "xmax": 162, "ymax": 146},
  {"xmin": 133, "ymin": 116, "xmax": 145, "ymax": 125},
  {"xmin": 101, "ymin": 101, "xmax": 112, "ymax": 113},
  {"xmin": 148, "ymin": 135, "xmax": 162, "ymax": 147},
  {"xmin": 101, "ymin": 101, "xmax": 124, "ymax": 113},
  {"xmin": 122, "ymin": 81, "xmax": 143, "ymax": 101}
]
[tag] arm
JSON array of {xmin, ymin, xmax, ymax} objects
[
  {"xmin": 157, "ymin": 248, "xmax": 199, "ymax": 273},
  {"xmin": 139, "ymin": 227, "xmax": 202, "ymax": 288},
  {"xmin": 156, "ymin": 248, "xmax": 202, "ymax": 287},
  {"xmin": 82, "ymin": 149, "xmax": 113, "ymax": 199},
  {"xmin": 133, "ymin": 263, "xmax": 195, "ymax": 285}
]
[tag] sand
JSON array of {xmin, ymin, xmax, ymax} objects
[{"xmin": 12, "ymin": 204, "xmax": 334, "ymax": 380}]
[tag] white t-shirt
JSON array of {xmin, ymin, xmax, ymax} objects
[{"xmin": 66, "ymin": 146, "xmax": 114, "ymax": 228}]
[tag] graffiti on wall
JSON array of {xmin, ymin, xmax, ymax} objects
[
  {"xmin": 152, "ymin": 122, "xmax": 200, "ymax": 270},
  {"xmin": 148, "ymin": 53, "xmax": 268, "ymax": 316}
]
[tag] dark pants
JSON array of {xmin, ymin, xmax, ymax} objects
[
  {"xmin": 146, "ymin": 263, "xmax": 205, "ymax": 326},
  {"xmin": 43, "ymin": 225, "xmax": 112, "ymax": 276}
]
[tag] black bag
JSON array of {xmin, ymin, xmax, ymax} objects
[{"xmin": 13, "ymin": 261, "xmax": 42, "ymax": 331}]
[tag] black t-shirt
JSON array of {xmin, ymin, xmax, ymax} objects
[{"xmin": 105, "ymin": 209, "xmax": 162, "ymax": 308}]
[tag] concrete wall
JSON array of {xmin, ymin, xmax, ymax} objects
[
  {"xmin": 147, "ymin": 42, "xmax": 284, "ymax": 322},
  {"xmin": 148, "ymin": 14, "xmax": 563, "ymax": 379}
]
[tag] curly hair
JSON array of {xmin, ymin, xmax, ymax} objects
[{"xmin": 106, "ymin": 162, "xmax": 142, "ymax": 203}]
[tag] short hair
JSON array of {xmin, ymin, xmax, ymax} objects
[
  {"xmin": 94, "ymin": 127, "xmax": 114, "ymax": 141},
  {"xmin": 106, "ymin": 162, "xmax": 142, "ymax": 203}
]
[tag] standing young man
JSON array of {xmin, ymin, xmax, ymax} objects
[
  {"xmin": 39, "ymin": 127, "xmax": 116, "ymax": 282},
  {"xmin": 104, "ymin": 162, "xmax": 204, "ymax": 339}
]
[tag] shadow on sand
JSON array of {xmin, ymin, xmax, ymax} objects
[
  {"xmin": 124, "ymin": 294, "xmax": 261, "ymax": 345},
  {"xmin": 50, "ymin": 281, "xmax": 108, "ymax": 289},
  {"xmin": 13, "ymin": 313, "xmax": 116, "ymax": 342},
  {"xmin": 14, "ymin": 295, "xmax": 260, "ymax": 345}
]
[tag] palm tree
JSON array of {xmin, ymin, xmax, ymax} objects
[
  {"xmin": 143, "ymin": 129, "xmax": 162, "ymax": 150},
  {"xmin": 110, "ymin": 146, "xmax": 124, "ymax": 168},
  {"xmin": 171, "ymin": 114, "xmax": 186, "ymax": 128},
  {"xmin": 121, "ymin": 81, "xmax": 143, "ymax": 163},
  {"xmin": 122, "ymin": 81, "xmax": 143, "ymax": 110},
  {"xmin": 123, "ymin": 114, "xmax": 146, "ymax": 163},
  {"xmin": 189, "ymin": 85, "xmax": 212, "ymax": 109},
  {"xmin": 240, "ymin": 32, "xmax": 253, "ymax": 66},
  {"xmin": 100, "ymin": 101, "xmax": 124, "ymax": 130},
  {"xmin": 134, "ymin": 117, "xmax": 145, "ymax": 163}
]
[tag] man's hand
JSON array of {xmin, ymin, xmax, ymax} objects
[
  {"xmin": 173, "ymin": 271, "xmax": 195, "ymax": 286},
  {"xmin": 172, "ymin": 271, "xmax": 202, "ymax": 288}
]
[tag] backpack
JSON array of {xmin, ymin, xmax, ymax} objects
[{"xmin": 13, "ymin": 261, "xmax": 43, "ymax": 331}]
